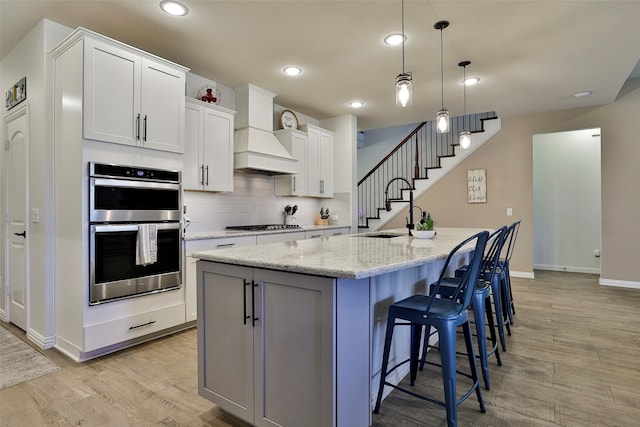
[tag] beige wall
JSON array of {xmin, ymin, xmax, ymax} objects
[{"xmin": 384, "ymin": 78, "xmax": 640, "ymax": 283}]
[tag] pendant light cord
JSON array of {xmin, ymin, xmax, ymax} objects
[
  {"xmin": 463, "ymin": 64, "xmax": 467, "ymax": 128},
  {"xmin": 401, "ymin": 0, "xmax": 405, "ymax": 73},
  {"xmin": 440, "ymin": 26, "xmax": 444, "ymax": 109}
]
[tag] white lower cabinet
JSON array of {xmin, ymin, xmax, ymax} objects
[
  {"xmin": 184, "ymin": 236, "xmax": 256, "ymax": 322},
  {"xmin": 306, "ymin": 227, "xmax": 351, "ymax": 240},
  {"xmin": 305, "ymin": 230, "xmax": 325, "ymax": 239},
  {"xmin": 83, "ymin": 303, "xmax": 185, "ymax": 352},
  {"xmin": 198, "ymin": 263, "xmax": 335, "ymax": 427},
  {"xmin": 326, "ymin": 227, "xmax": 351, "ymax": 237},
  {"xmin": 256, "ymin": 231, "xmax": 306, "ymax": 245}
]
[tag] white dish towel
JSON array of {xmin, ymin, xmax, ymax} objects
[{"xmin": 136, "ymin": 224, "xmax": 158, "ymax": 266}]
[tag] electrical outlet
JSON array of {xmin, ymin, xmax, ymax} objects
[
  {"xmin": 506, "ymin": 208, "xmax": 513, "ymax": 217},
  {"xmin": 594, "ymin": 249, "xmax": 601, "ymax": 257}
]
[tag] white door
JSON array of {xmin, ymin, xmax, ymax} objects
[
  {"xmin": 5, "ymin": 105, "xmax": 29, "ymax": 330},
  {"xmin": 533, "ymin": 128, "xmax": 602, "ymax": 273}
]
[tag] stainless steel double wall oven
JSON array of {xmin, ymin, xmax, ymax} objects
[{"xmin": 89, "ymin": 162, "xmax": 182, "ymax": 305}]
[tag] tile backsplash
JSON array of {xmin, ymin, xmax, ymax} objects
[{"xmin": 183, "ymin": 173, "xmax": 350, "ymax": 234}]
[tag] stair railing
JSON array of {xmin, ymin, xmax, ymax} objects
[{"xmin": 357, "ymin": 112, "xmax": 497, "ymax": 228}]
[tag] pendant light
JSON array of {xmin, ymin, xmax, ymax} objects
[
  {"xmin": 459, "ymin": 60, "xmax": 472, "ymax": 149},
  {"xmin": 434, "ymin": 20, "xmax": 449, "ymax": 133},
  {"xmin": 395, "ymin": 0, "xmax": 412, "ymax": 107}
]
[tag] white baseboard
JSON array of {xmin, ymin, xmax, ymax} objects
[
  {"xmin": 511, "ymin": 270, "xmax": 535, "ymax": 279},
  {"xmin": 599, "ymin": 277, "xmax": 640, "ymax": 290},
  {"xmin": 533, "ymin": 264, "xmax": 600, "ymax": 275},
  {"xmin": 27, "ymin": 328, "xmax": 56, "ymax": 349}
]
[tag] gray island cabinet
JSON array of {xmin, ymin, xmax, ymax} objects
[{"xmin": 194, "ymin": 228, "xmax": 485, "ymax": 427}]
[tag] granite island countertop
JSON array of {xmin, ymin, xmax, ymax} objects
[
  {"xmin": 183, "ymin": 224, "xmax": 350, "ymax": 241},
  {"xmin": 192, "ymin": 227, "xmax": 487, "ymax": 279}
]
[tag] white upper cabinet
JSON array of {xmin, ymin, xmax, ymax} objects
[
  {"xmin": 301, "ymin": 124, "xmax": 334, "ymax": 198},
  {"xmin": 83, "ymin": 35, "xmax": 187, "ymax": 153},
  {"xmin": 184, "ymin": 98, "xmax": 236, "ymax": 192},
  {"xmin": 274, "ymin": 129, "xmax": 308, "ymax": 196}
]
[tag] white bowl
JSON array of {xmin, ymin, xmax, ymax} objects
[{"xmin": 411, "ymin": 229, "xmax": 436, "ymax": 239}]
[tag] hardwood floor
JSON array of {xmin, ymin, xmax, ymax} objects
[{"xmin": 2, "ymin": 270, "xmax": 640, "ymax": 426}]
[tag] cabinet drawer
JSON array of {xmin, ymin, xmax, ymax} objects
[
  {"xmin": 186, "ymin": 235, "xmax": 256, "ymax": 255},
  {"xmin": 326, "ymin": 227, "xmax": 351, "ymax": 237},
  {"xmin": 84, "ymin": 302, "xmax": 185, "ymax": 351},
  {"xmin": 305, "ymin": 230, "xmax": 325, "ymax": 239},
  {"xmin": 256, "ymin": 231, "xmax": 306, "ymax": 245}
]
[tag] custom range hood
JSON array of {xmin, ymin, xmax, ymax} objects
[{"xmin": 234, "ymin": 84, "xmax": 297, "ymax": 174}]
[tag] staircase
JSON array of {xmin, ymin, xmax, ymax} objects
[{"xmin": 357, "ymin": 112, "xmax": 500, "ymax": 230}]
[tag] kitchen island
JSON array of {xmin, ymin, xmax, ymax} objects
[{"xmin": 193, "ymin": 227, "xmax": 486, "ymax": 427}]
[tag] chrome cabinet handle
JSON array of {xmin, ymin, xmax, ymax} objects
[
  {"xmin": 200, "ymin": 165, "xmax": 205, "ymax": 186},
  {"xmin": 216, "ymin": 243, "xmax": 235, "ymax": 248},
  {"xmin": 136, "ymin": 114, "xmax": 140, "ymax": 140},
  {"xmin": 293, "ymin": 176, "xmax": 296, "ymax": 192},
  {"xmin": 205, "ymin": 165, "xmax": 209, "ymax": 186}
]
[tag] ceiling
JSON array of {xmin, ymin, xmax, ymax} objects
[{"xmin": 2, "ymin": 0, "xmax": 640, "ymax": 131}]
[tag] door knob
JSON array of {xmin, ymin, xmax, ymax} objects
[{"xmin": 14, "ymin": 231, "xmax": 26, "ymax": 238}]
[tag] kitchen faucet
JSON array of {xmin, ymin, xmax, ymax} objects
[
  {"xmin": 413, "ymin": 205, "xmax": 424, "ymax": 222},
  {"xmin": 384, "ymin": 177, "xmax": 414, "ymax": 235}
]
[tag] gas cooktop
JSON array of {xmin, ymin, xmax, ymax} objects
[{"xmin": 226, "ymin": 224, "xmax": 302, "ymax": 231}]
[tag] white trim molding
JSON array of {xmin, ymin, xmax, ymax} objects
[
  {"xmin": 511, "ymin": 270, "xmax": 535, "ymax": 279},
  {"xmin": 533, "ymin": 264, "xmax": 600, "ymax": 275},
  {"xmin": 27, "ymin": 328, "xmax": 55, "ymax": 349},
  {"xmin": 599, "ymin": 277, "xmax": 640, "ymax": 290}
]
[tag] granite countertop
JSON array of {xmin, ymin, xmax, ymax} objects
[
  {"xmin": 184, "ymin": 224, "xmax": 351, "ymax": 241},
  {"xmin": 192, "ymin": 227, "xmax": 487, "ymax": 279}
]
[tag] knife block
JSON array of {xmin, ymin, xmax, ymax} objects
[{"xmin": 315, "ymin": 214, "xmax": 329, "ymax": 226}]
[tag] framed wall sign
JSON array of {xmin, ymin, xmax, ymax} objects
[
  {"xmin": 468, "ymin": 168, "xmax": 487, "ymax": 203},
  {"xmin": 5, "ymin": 77, "xmax": 27, "ymax": 111}
]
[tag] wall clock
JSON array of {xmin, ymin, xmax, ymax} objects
[{"xmin": 279, "ymin": 109, "xmax": 299, "ymax": 130}]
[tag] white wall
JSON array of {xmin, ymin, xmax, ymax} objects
[
  {"xmin": 357, "ymin": 122, "xmax": 418, "ymax": 181},
  {"xmin": 321, "ymin": 114, "xmax": 357, "ymax": 230},
  {"xmin": 0, "ymin": 19, "xmax": 72, "ymax": 341},
  {"xmin": 533, "ymin": 128, "xmax": 602, "ymax": 273}
]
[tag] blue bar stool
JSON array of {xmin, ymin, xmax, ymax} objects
[
  {"xmin": 423, "ymin": 227, "xmax": 507, "ymax": 390},
  {"xmin": 499, "ymin": 220, "xmax": 521, "ymax": 324},
  {"xmin": 454, "ymin": 226, "xmax": 512, "ymax": 351},
  {"xmin": 373, "ymin": 231, "xmax": 489, "ymax": 427}
]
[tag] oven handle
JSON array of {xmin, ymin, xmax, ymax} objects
[
  {"xmin": 91, "ymin": 177, "xmax": 181, "ymax": 191},
  {"xmin": 91, "ymin": 222, "xmax": 181, "ymax": 233}
]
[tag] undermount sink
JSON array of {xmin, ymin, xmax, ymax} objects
[{"xmin": 359, "ymin": 233, "xmax": 405, "ymax": 238}]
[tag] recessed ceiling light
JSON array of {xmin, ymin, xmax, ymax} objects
[
  {"xmin": 463, "ymin": 77, "xmax": 480, "ymax": 86},
  {"xmin": 283, "ymin": 66, "xmax": 302, "ymax": 76},
  {"xmin": 384, "ymin": 33, "xmax": 406, "ymax": 46},
  {"xmin": 349, "ymin": 101, "xmax": 365, "ymax": 109},
  {"xmin": 574, "ymin": 90, "xmax": 592, "ymax": 98},
  {"xmin": 160, "ymin": 1, "xmax": 189, "ymax": 16}
]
